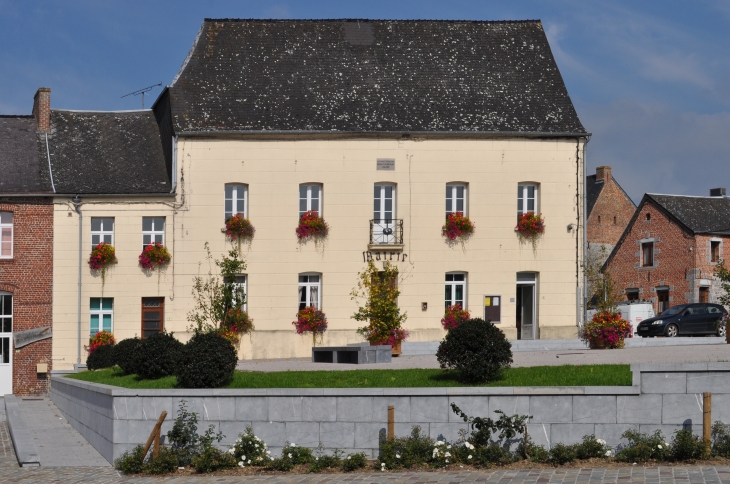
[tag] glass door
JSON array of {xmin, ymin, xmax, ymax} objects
[
  {"xmin": 373, "ymin": 184, "xmax": 396, "ymax": 244},
  {"xmin": 0, "ymin": 293, "xmax": 13, "ymax": 395}
]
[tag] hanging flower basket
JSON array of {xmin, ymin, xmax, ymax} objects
[
  {"xmin": 441, "ymin": 303, "xmax": 471, "ymax": 330},
  {"xmin": 138, "ymin": 242, "xmax": 171, "ymax": 270},
  {"xmin": 515, "ymin": 212, "xmax": 545, "ymax": 248},
  {"xmin": 219, "ymin": 307, "xmax": 254, "ymax": 346},
  {"xmin": 296, "ymin": 211, "xmax": 329, "ymax": 240},
  {"xmin": 442, "ymin": 212, "xmax": 475, "ymax": 241},
  {"xmin": 225, "ymin": 214, "xmax": 256, "ymax": 242},
  {"xmin": 87, "ymin": 330, "xmax": 115, "ymax": 354},
  {"xmin": 292, "ymin": 306, "xmax": 328, "ymax": 346},
  {"xmin": 579, "ymin": 311, "xmax": 632, "ymax": 349},
  {"xmin": 88, "ymin": 242, "xmax": 117, "ymax": 289}
]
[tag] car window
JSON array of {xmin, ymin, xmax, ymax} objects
[
  {"xmin": 693, "ymin": 306, "xmax": 708, "ymax": 315},
  {"xmin": 661, "ymin": 305, "xmax": 687, "ymax": 316},
  {"xmin": 709, "ymin": 306, "xmax": 722, "ymax": 314}
]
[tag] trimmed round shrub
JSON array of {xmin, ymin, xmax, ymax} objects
[
  {"xmin": 113, "ymin": 337, "xmax": 142, "ymax": 375},
  {"xmin": 436, "ymin": 318, "xmax": 513, "ymax": 383},
  {"xmin": 176, "ymin": 332, "xmax": 237, "ymax": 388},
  {"xmin": 135, "ymin": 332, "xmax": 184, "ymax": 380},
  {"xmin": 87, "ymin": 344, "xmax": 116, "ymax": 370}
]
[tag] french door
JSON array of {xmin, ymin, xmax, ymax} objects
[
  {"xmin": 0, "ymin": 293, "xmax": 12, "ymax": 395},
  {"xmin": 373, "ymin": 184, "xmax": 396, "ymax": 244}
]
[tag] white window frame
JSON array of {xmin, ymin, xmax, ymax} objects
[
  {"xmin": 298, "ymin": 273, "xmax": 321, "ymax": 310},
  {"xmin": 90, "ymin": 297, "xmax": 113, "ymax": 336},
  {"xmin": 0, "ymin": 212, "xmax": 13, "ymax": 259},
  {"xmin": 446, "ymin": 183, "xmax": 467, "ymax": 216},
  {"xmin": 517, "ymin": 183, "xmax": 538, "ymax": 218},
  {"xmin": 299, "ymin": 184, "xmax": 322, "ymax": 218},
  {"xmin": 142, "ymin": 217, "xmax": 165, "ymax": 248},
  {"xmin": 445, "ymin": 272, "xmax": 467, "ymax": 308},
  {"xmin": 225, "ymin": 184, "xmax": 248, "ymax": 221},
  {"xmin": 374, "ymin": 183, "xmax": 397, "ymax": 221},
  {"xmin": 233, "ymin": 274, "xmax": 247, "ymax": 310},
  {"xmin": 91, "ymin": 217, "xmax": 114, "ymax": 249}
]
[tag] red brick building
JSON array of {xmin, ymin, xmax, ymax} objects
[
  {"xmin": 586, "ymin": 166, "xmax": 636, "ymax": 263},
  {"xmin": 604, "ymin": 191, "xmax": 730, "ymax": 314},
  {"xmin": 0, "ymin": 89, "xmax": 55, "ymax": 395}
]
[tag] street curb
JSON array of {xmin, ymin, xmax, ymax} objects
[{"xmin": 3, "ymin": 395, "xmax": 41, "ymax": 467}]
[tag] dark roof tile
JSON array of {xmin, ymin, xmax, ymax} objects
[
  {"xmin": 648, "ymin": 194, "xmax": 730, "ymax": 234},
  {"xmin": 0, "ymin": 116, "xmax": 53, "ymax": 194}
]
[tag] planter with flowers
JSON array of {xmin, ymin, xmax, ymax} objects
[
  {"xmin": 579, "ymin": 311, "xmax": 632, "ymax": 349},
  {"xmin": 225, "ymin": 214, "xmax": 256, "ymax": 249},
  {"xmin": 515, "ymin": 212, "xmax": 545, "ymax": 249},
  {"xmin": 139, "ymin": 242, "xmax": 171, "ymax": 271},
  {"xmin": 296, "ymin": 210, "xmax": 329, "ymax": 241},
  {"xmin": 441, "ymin": 303, "xmax": 471, "ymax": 331},
  {"xmin": 219, "ymin": 307, "xmax": 254, "ymax": 347},
  {"xmin": 356, "ymin": 326, "xmax": 410, "ymax": 356},
  {"xmin": 292, "ymin": 306, "xmax": 328, "ymax": 347},
  {"xmin": 87, "ymin": 330, "xmax": 115, "ymax": 354},
  {"xmin": 442, "ymin": 212, "xmax": 475, "ymax": 242},
  {"xmin": 88, "ymin": 242, "xmax": 117, "ymax": 290}
]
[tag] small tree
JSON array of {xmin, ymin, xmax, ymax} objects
[
  {"xmin": 584, "ymin": 244, "xmax": 621, "ymax": 312},
  {"xmin": 351, "ymin": 260, "xmax": 408, "ymax": 345},
  {"xmin": 714, "ymin": 259, "xmax": 730, "ymax": 308},
  {"xmin": 187, "ymin": 242, "xmax": 247, "ymax": 334}
]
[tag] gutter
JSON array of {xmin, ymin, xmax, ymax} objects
[
  {"xmin": 0, "ymin": 193, "xmax": 175, "ymax": 198},
  {"xmin": 72, "ymin": 197, "xmax": 83, "ymax": 369},
  {"xmin": 177, "ymin": 129, "xmax": 592, "ymax": 138}
]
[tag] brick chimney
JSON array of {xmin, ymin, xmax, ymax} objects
[
  {"xmin": 33, "ymin": 88, "xmax": 51, "ymax": 132},
  {"xmin": 596, "ymin": 165, "xmax": 612, "ymax": 182}
]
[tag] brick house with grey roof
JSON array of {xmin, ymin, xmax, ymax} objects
[{"xmin": 604, "ymin": 191, "xmax": 730, "ymax": 314}]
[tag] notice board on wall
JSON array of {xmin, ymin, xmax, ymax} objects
[{"xmin": 484, "ymin": 295, "xmax": 501, "ymax": 323}]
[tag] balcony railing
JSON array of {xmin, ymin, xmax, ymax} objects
[{"xmin": 369, "ymin": 219, "xmax": 404, "ymax": 245}]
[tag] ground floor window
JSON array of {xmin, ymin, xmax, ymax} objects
[
  {"xmin": 142, "ymin": 298, "xmax": 164, "ymax": 338},
  {"xmin": 657, "ymin": 289, "xmax": 670, "ymax": 314},
  {"xmin": 90, "ymin": 298, "xmax": 113, "ymax": 336},
  {"xmin": 0, "ymin": 293, "xmax": 11, "ymax": 364},
  {"xmin": 298, "ymin": 274, "xmax": 321, "ymax": 310},
  {"xmin": 626, "ymin": 289, "xmax": 639, "ymax": 301},
  {"xmin": 445, "ymin": 273, "xmax": 466, "ymax": 307}
]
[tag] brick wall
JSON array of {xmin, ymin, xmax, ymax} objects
[
  {"xmin": 605, "ymin": 200, "xmax": 730, "ymax": 313},
  {"xmin": 587, "ymin": 171, "xmax": 636, "ymax": 246},
  {"xmin": 0, "ymin": 199, "xmax": 53, "ymax": 395}
]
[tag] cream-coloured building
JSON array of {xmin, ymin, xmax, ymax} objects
[{"xmin": 48, "ymin": 19, "xmax": 589, "ymax": 370}]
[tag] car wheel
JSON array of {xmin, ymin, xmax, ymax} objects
[
  {"xmin": 718, "ymin": 325, "xmax": 726, "ymax": 338},
  {"xmin": 665, "ymin": 324, "xmax": 679, "ymax": 338}
]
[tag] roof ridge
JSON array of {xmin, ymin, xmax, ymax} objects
[
  {"xmin": 52, "ymin": 109, "xmax": 152, "ymax": 114},
  {"xmin": 648, "ymin": 193, "xmax": 729, "ymax": 199},
  {"xmin": 203, "ymin": 18, "xmax": 542, "ymax": 23},
  {"xmin": 0, "ymin": 114, "xmax": 33, "ymax": 118}
]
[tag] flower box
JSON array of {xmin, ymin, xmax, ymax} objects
[
  {"xmin": 138, "ymin": 242, "xmax": 171, "ymax": 270},
  {"xmin": 296, "ymin": 211, "xmax": 329, "ymax": 240},
  {"xmin": 225, "ymin": 214, "xmax": 256, "ymax": 242},
  {"xmin": 292, "ymin": 306, "xmax": 328, "ymax": 346},
  {"xmin": 442, "ymin": 212, "xmax": 474, "ymax": 241}
]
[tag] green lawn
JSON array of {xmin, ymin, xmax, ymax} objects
[{"xmin": 66, "ymin": 364, "xmax": 631, "ymax": 389}]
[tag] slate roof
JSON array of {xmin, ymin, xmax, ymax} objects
[
  {"xmin": 586, "ymin": 175, "xmax": 604, "ymax": 216},
  {"xmin": 647, "ymin": 194, "xmax": 730, "ymax": 235},
  {"xmin": 166, "ymin": 19, "xmax": 586, "ymax": 134},
  {"xmin": 0, "ymin": 116, "xmax": 53, "ymax": 194},
  {"xmin": 46, "ymin": 110, "xmax": 170, "ymax": 194}
]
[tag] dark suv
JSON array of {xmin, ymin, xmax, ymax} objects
[{"xmin": 636, "ymin": 303, "xmax": 727, "ymax": 337}]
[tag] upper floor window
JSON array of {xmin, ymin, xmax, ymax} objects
[
  {"xmin": 374, "ymin": 184, "xmax": 396, "ymax": 222},
  {"xmin": 225, "ymin": 184, "xmax": 248, "ymax": 221},
  {"xmin": 90, "ymin": 297, "xmax": 113, "ymax": 336},
  {"xmin": 642, "ymin": 242, "xmax": 654, "ymax": 267},
  {"xmin": 711, "ymin": 241, "xmax": 721, "ymax": 262},
  {"xmin": 0, "ymin": 212, "xmax": 13, "ymax": 258},
  {"xmin": 517, "ymin": 184, "xmax": 538, "ymax": 218},
  {"xmin": 142, "ymin": 217, "xmax": 165, "ymax": 248},
  {"xmin": 91, "ymin": 217, "xmax": 114, "ymax": 249},
  {"xmin": 299, "ymin": 184, "xmax": 321, "ymax": 218},
  {"xmin": 298, "ymin": 274, "xmax": 321, "ymax": 310},
  {"xmin": 445, "ymin": 273, "xmax": 466, "ymax": 308},
  {"xmin": 446, "ymin": 184, "xmax": 467, "ymax": 216}
]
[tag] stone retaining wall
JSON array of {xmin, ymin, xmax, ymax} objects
[{"xmin": 50, "ymin": 363, "xmax": 730, "ymax": 465}]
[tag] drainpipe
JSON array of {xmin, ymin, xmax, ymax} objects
[
  {"xmin": 582, "ymin": 136, "xmax": 591, "ymax": 325},
  {"xmin": 72, "ymin": 197, "xmax": 83, "ymax": 368}
]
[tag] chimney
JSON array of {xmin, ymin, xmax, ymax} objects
[
  {"xmin": 33, "ymin": 88, "xmax": 51, "ymax": 132},
  {"xmin": 710, "ymin": 188, "xmax": 727, "ymax": 197},
  {"xmin": 595, "ymin": 166, "xmax": 612, "ymax": 182}
]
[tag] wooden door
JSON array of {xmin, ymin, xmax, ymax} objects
[
  {"xmin": 699, "ymin": 287, "xmax": 709, "ymax": 303},
  {"xmin": 657, "ymin": 290, "xmax": 670, "ymax": 314},
  {"xmin": 141, "ymin": 298, "xmax": 164, "ymax": 338}
]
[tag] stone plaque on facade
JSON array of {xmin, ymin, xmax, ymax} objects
[
  {"xmin": 14, "ymin": 326, "xmax": 52, "ymax": 348},
  {"xmin": 376, "ymin": 158, "xmax": 395, "ymax": 171}
]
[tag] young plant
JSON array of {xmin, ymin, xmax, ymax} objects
[
  {"xmin": 228, "ymin": 425, "xmax": 271, "ymax": 467},
  {"xmin": 351, "ymin": 260, "xmax": 408, "ymax": 346}
]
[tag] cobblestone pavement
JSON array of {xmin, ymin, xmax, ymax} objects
[
  {"xmin": 1, "ymin": 465, "xmax": 730, "ymax": 483},
  {"xmin": 237, "ymin": 344, "xmax": 730, "ymax": 372}
]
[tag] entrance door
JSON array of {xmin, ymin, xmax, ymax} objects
[
  {"xmin": 699, "ymin": 287, "xmax": 709, "ymax": 303},
  {"xmin": 516, "ymin": 273, "xmax": 538, "ymax": 340},
  {"xmin": 373, "ymin": 184, "xmax": 396, "ymax": 244},
  {"xmin": 0, "ymin": 293, "xmax": 13, "ymax": 395}
]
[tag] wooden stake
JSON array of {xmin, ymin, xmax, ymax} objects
[
  {"xmin": 387, "ymin": 405, "xmax": 395, "ymax": 441},
  {"xmin": 704, "ymin": 392, "xmax": 712, "ymax": 453},
  {"xmin": 143, "ymin": 411, "xmax": 168, "ymax": 459}
]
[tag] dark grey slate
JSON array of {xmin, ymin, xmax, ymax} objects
[
  {"xmin": 0, "ymin": 116, "xmax": 52, "ymax": 194},
  {"xmin": 647, "ymin": 194, "xmax": 730, "ymax": 235}
]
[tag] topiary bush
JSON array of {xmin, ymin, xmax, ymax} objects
[
  {"xmin": 86, "ymin": 344, "xmax": 116, "ymax": 370},
  {"xmin": 135, "ymin": 332, "xmax": 183, "ymax": 380},
  {"xmin": 113, "ymin": 337, "xmax": 142, "ymax": 375},
  {"xmin": 175, "ymin": 331, "xmax": 237, "ymax": 388},
  {"xmin": 436, "ymin": 318, "xmax": 513, "ymax": 383}
]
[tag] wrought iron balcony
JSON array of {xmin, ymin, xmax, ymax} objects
[{"xmin": 369, "ymin": 219, "xmax": 404, "ymax": 246}]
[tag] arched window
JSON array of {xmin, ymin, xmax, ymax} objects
[
  {"xmin": 517, "ymin": 183, "xmax": 539, "ymax": 219},
  {"xmin": 446, "ymin": 183, "xmax": 467, "ymax": 216},
  {"xmin": 445, "ymin": 272, "xmax": 467, "ymax": 308},
  {"xmin": 299, "ymin": 184, "xmax": 322, "ymax": 218},
  {"xmin": 0, "ymin": 212, "xmax": 13, "ymax": 258},
  {"xmin": 298, "ymin": 273, "xmax": 321, "ymax": 310},
  {"xmin": 225, "ymin": 184, "xmax": 248, "ymax": 221}
]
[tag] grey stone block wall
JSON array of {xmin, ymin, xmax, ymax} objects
[{"xmin": 50, "ymin": 362, "xmax": 730, "ymax": 465}]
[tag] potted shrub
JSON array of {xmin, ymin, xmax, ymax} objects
[
  {"xmin": 442, "ymin": 212, "xmax": 475, "ymax": 241},
  {"xmin": 139, "ymin": 242, "xmax": 171, "ymax": 270},
  {"xmin": 292, "ymin": 306, "xmax": 328, "ymax": 347},
  {"xmin": 296, "ymin": 210, "xmax": 329, "ymax": 240},
  {"xmin": 225, "ymin": 214, "xmax": 255, "ymax": 248},
  {"xmin": 351, "ymin": 260, "xmax": 408, "ymax": 356},
  {"xmin": 441, "ymin": 303, "xmax": 470, "ymax": 330},
  {"xmin": 515, "ymin": 212, "xmax": 545, "ymax": 249},
  {"xmin": 88, "ymin": 242, "xmax": 117, "ymax": 290},
  {"xmin": 579, "ymin": 311, "xmax": 632, "ymax": 349}
]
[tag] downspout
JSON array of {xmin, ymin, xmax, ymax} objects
[
  {"xmin": 582, "ymin": 136, "xmax": 591, "ymax": 325},
  {"xmin": 45, "ymin": 133, "xmax": 56, "ymax": 193},
  {"xmin": 72, "ymin": 197, "xmax": 83, "ymax": 368},
  {"xmin": 575, "ymin": 138, "xmax": 581, "ymax": 327}
]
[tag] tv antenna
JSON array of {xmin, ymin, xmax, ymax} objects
[{"xmin": 121, "ymin": 83, "xmax": 162, "ymax": 109}]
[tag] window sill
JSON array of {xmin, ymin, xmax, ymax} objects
[{"xmin": 367, "ymin": 244, "xmax": 404, "ymax": 251}]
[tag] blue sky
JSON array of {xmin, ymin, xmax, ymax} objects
[{"xmin": 2, "ymin": 0, "xmax": 728, "ymax": 202}]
